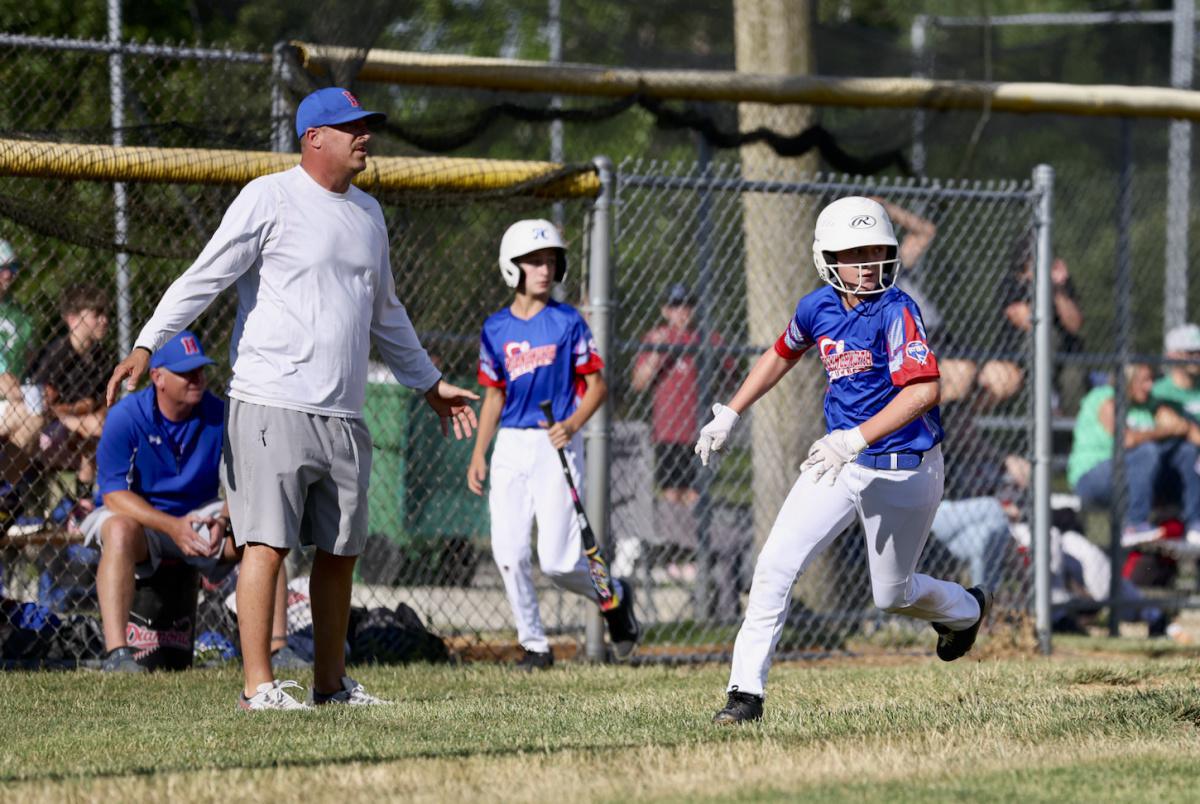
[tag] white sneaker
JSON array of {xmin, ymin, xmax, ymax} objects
[
  {"xmin": 238, "ymin": 679, "xmax": 309, "ymax": 711},
  {"xmin": 1120, "ymin": 524, "xmax": 1163, "ymax": 549},
  {"xmin": 309, "ymin": 676, "xmax": 391, "ymax": 706}
]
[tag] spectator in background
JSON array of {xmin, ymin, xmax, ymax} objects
[
  {"xmin": 994, "ymin": 238, "xmax": 1085, "ymax": 411},
  {"xmin": 1068, "ymin": 363, "xmax": 1200, "ymax": 545},
  {"xmin": 0, "ymin": 240, "xmax": 39, "ymax": 453},
  {"xmin": 872, "ymin": 198, "xmax": 977, "ymax": 403},
  {"xmin": 630, "ymin": 284, "xmax": 739, "ymax": 582},
  {"xmin": 1152, "ymin": 323, "xmax": 1200, "ymax": 423},
  {"xmin": 1009, "ymin": 497, "xmax": 1173, "ymax": 638},
  {"xmin": 29, "ymin": 284, "xmax": 115, "ymax": 522},
  {"xmin": 632, "ymin": 283, "xmax": 734, "ymax": 506},
  {"xmin": 84, "ymin": 331, "xmax": 298, "ymax": 672}
]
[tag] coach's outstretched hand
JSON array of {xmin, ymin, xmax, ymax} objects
[
  {"xmin": 425, "ymin": 379, "xmax": 480, "ymax": 439},
  {"xmin": 106, "ymin": 347, "xmax": 151, "ymax": 407}
]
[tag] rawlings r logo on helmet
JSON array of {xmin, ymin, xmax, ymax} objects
[{"xmin": 849, "ymin": 215, "xmax": 876, "ymax": 229}]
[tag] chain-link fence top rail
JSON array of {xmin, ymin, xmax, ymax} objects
[
  {"xmin": 3, "ymin": 22, "xmax": 1198, "ymax": 186},
  {"xmin": 611, "ymin": 158, "xmax": 1036, "ymax": 657},
  {"xmin": 0, "ymin": 135, "xmax": 601, "ymax": 666}
]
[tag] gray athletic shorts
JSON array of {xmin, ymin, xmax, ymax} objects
[
  {"xmin": 81, "ymin": 498, "xmax": 234, "ymax": 582},
  {"xmin": 221, "ymin": 398, "xmax": 372, "ymax": 556}
]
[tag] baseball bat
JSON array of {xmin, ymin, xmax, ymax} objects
[{"xmin": 539, "ymin": 400, "xmax": 620, "ymax": 612}]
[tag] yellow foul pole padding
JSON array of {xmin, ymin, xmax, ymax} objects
[
  {"xmin": 0, "ymin": 139, "xmax": 600, "ymax": 198},
  {"xmin": 294, "ymin": 41, "xmax": 1200, "ymax": 122}
]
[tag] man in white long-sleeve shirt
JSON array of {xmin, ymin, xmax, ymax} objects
[{"xmin": 107, "ymin": 87, "xmax": 479, "ymax": 710}]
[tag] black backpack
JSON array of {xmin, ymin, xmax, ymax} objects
[{"xmin": 349, "ymin": 603, "xmax": 451, "ymax": 665}]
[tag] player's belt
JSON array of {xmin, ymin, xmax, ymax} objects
[{"xmin": 854, "ymin": 451, "xmax": 924, "ymax": 470}]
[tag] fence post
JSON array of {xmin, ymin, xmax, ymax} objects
[
  {"xmin": 1165, "ymin": 0, "xmax": 1194, "ymax": 332},
  {"xmin": 692, "ymin": 135, "xmax": 717, "ymax": 621},
  {"xmin": 270, "ymin": 42, "xmax": 294, "ymax": 153},
  {"xmin": 1109, "ymin": 119, "xmax": 1135, "ymax": 637},
  {"xmin": 584, "ymin": 156, "xmax": 615, "ymax": 662},
  {"xmin": 108, "ymin": 0, "xmax": 132, "ymax": 356},
  {"xmin": 910, "ymin": 14, "xmax": 930, "ymax": 176},
  {"xmin": 1032, "ymin": 163, "xmax": 1055, "ymax": 655}
]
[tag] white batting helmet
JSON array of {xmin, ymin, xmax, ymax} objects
[
  {"xmin": 498, "ymin": 219, "xmax": 567, "ymax": 289},
  {"xmin": 812, "ymin": 196, "xmax": 900, "ymax": 295}
]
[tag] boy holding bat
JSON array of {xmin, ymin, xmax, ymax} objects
[{"xmin": 467, "ymin": 219, "xmax": 640, "ymax": 668}]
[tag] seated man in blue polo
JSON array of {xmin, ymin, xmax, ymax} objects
[{"xmin": 84, "ymin": 331, "xmax": 299, "ymax": 672}]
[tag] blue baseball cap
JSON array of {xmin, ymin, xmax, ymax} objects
[
  {"xmin": 663, "ymin": 283, "xmax": 696, "ymax": 306},
  {"xmin": 151, "ymin": 330, "xmax": 215, "ymax": 373},
  {"xmin": 295, "ymin": 87, "xmax": 387, "ymax": 139}
]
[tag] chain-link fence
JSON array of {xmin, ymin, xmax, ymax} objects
[
  {"xmin": 0, "ymin": 131, "xmax": 606, "ymax": 666},
  {"xmin": 0, "ymin": 141, "xmax": 1054, "ymax": 668},
  {"xmin": 7, "ymin": 28, "xmax": 1199, "ymax": 669},
  {"xmin": 1034, "ymin": 158, "xmax": 1200, "ymax": 639}
]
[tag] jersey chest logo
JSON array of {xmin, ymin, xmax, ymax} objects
[
  {"xmin": 818, "ymin": 336, "xmax": 872, "ymax": 380},
  {"xmin": 504, "ymin": 340, "xmax": 558, "ymax": 381}
]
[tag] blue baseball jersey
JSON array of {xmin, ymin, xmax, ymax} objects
[
  {"xmin": 477, "ymin": 300, "xmax": 604, "ymax": 429},
  {"xmin": 95, "ymin": 385, "xmax": 225, "ymax": 517},
  {"xmin": 775, "ymin": 285, "xmax": 943, "ymax": 454}
]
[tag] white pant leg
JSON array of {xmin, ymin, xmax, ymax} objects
[
  {"xmin": 532, "ymin": 430, "xmax": 598, "ymax": 601},
  {"xmin": 853, "ymin": 446, "xmax": 980, "ymax": 629},
  {"xmin": 489, "ymin": 429, "xmax": 548, "ymax": 652},
  {"xmin": 727, "ymin": 470, "xmax": 858, "ymax": 696}
]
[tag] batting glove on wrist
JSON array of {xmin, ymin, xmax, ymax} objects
[
  {"xmin": 695, "ymin": 403, "xmax": 740, "ymax": 467},
  {"xmin": 801, "ymin": 427, "xmax": 868, "ymax": 486}
]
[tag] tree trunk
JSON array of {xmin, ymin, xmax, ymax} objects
[{"xmin": 735, "ymin": 0, "xmax": 831, "ymax": 607}]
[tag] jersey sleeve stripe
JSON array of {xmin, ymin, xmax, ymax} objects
[
  {"xmin": 574, "ymin": 353, "xmax": 604, "ymax": 375},
  {"xmin": 477, "ymin": 365, "xmax": 506, "ymax": 388},
  {"xmin": 774, "ymin": 331, "xmax": 809, "ymax": 360}
]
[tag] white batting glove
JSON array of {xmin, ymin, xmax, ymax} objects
[
  {"xmin": 801, "ymin": 427, "xmax": 868, "ymax": 486},
  {"xmin": 695, "ymin": 403, "xmax": 740, "ymax": 467}
]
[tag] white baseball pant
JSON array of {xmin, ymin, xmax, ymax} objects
[
  {"xmin": 727, "ymin": 445, "xmax": 981, "ymax": 696},
  {"xmin": 489, "ymin": 427, "xmax": 598, "ymax": 653}
]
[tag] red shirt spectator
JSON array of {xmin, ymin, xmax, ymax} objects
[
  {"xmin": 636, "ymin": 324, "xmax": 730, "ymax": 444},
  {"xmin": 633, "ymin": 285, "xmax": 736, "ymax": 503}
]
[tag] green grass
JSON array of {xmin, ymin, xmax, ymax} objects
[{"xmin": 5, "ymin": 643, "xmax": 1200, "ymax": 802}]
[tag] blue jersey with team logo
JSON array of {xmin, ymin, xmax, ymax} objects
[
  {"xmin": 774, "ymin": 285, "xmax": 942, "ymax": 455},
  {"xmin": 477, "ymin": 300, "xmax": 604, "ymax": 429}
]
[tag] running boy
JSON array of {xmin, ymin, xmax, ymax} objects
[{"xmin": 696, "ymin": 197, "xmax": 989, "ymax": 724}]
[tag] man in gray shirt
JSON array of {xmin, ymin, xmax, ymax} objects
[{"xmin": 107, "ymin": 87, "xmax": 478, "ymax": 710}]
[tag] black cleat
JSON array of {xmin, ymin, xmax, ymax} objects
[
  {"xmin": 602, "ymin": 577, "xmax": 641, "ymax": 662},
  {"xmin": 713, "ymin": 687, "xmax": 763, "ymax": 725},
  {"xmin": 933, "ymin": 586, "xmax": 992, "ymax": 662},
  {"xmin": 515, "ymin": 648, "xmax": 554, "ymax": 671}
]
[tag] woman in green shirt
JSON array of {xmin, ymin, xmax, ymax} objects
[{"xmin": 1069, "ymin": 363, "xmax": 1199, "ymax": 543}]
